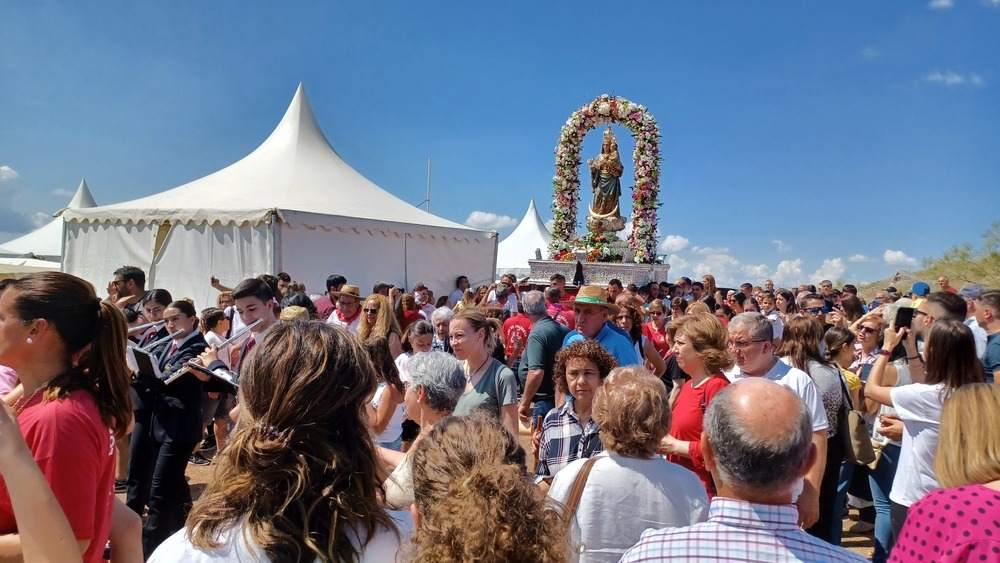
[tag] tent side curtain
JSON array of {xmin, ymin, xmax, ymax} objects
[
  {"xmin": 63, "ymin": 222, "xmax": 156, "ymax": 294},
  {"xmin": 279, "ymin": 222, "xmax": 497, "ymax": 301},
  {"xmin": 150, "ymin": 222, "xmax": 274, "ymax": 311}
]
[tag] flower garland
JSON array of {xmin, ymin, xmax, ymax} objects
[{"xmin": 548, "ymin": 94, "xmax": 661, "ymax": 263}]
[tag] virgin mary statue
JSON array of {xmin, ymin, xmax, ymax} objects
[{"xmin": 588, "ymin": 126, "xmax": 624, "ymax": 224}]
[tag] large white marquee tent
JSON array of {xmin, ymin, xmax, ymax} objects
[
  {"xmin": 0, "ymin": 179, "xmax": 97, "ymax": 276},
  {"xmin": 62, "ymin": 85, "xmax": 497, "ymax": 307},
  {"xmin": 496, "ymin": 199, "xmax": 551, "ymax": 278}
]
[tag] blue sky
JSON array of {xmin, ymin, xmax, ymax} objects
[{"xmin": 1, "ymin": 1, "xmax": 997, "ymax": 286}]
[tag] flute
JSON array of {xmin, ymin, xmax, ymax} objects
[
  {"xmin": 141, "ymin": 329, "xmax": 188, "ymax": 353},
  {"xmin": 128, "ymin": 320, "xmax": 165, "ymax": 334},
  {"xmin": 164, "ymin": 318, "xmax": 263, "ymax": 382}
]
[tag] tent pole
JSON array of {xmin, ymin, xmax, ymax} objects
[{"xmin": 426, "ymin": 158, "xmax": 431, "ymax": 212}]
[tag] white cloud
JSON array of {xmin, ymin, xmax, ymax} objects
[
  {"xmin": 0, "ymin": 165, "xmax": 18, "ymax": 184},
  {"xmin": 617, "ymin": 220, "xmax": 635, "ymax": 242},
  {"xmin": 666, "ymin": 254, "xmax": 688, "ymax": 271},
  {"xmin": 861, "ymin": 47, "xmax": 879, "ymax": 59},
  {"xmin": 926, "ymin": 71, "xmax": 986, "ymax": 87},
  {"xmin": 659, "ymin": 234, "xmax": 690, "ymax": 253},
  {"xmin": 464, "ymin": 211, "xmax": 517, "ymax": 230},
  {"xmin": 544, "ymin": 219, "xmax": 555, "ymax": 232},
  {"xmin": 769, "ymin": 259, "xmax": 802, "ymax": 287},
  {"xmin": 848, "ymin": 254, "xmax": 873, "ymax": 263},
  {"xmin": 929, "ymin": 0, "xmax": 954, "ymax": 9},
  {"xmin": 31, "ymin": 212, "xmax": 51, "ymax": 228},
  {"xmin": 810, "ymin": 258, "xmax": 846, "ymax": 283},
  {"xmin": 772, "ymin": 240, "xmax": 792, "ymax": 253},
  {"xmin": 985, "ymin": 0, "xmax": 1000, "ymax": 7},
  {"xmin": 691, "ymin": 246, "xmax": 730, "ymax": 256},
  {"xmin": 52, "ymin": 188, "xmax": 75, "ymax": 198},
  {"xmin": 884, "ymin": 249, "xmax": 918, "ymax": 267},
  {"xmin": 692, "ymin": 253, "xmax": 769, "ymax": 287}
]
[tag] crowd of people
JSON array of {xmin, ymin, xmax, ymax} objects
[{"xmin": 0, "ymin": 266, "xmax": 998, "ymax": 562}]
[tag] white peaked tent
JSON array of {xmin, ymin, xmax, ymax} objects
[
  {"xmin": 0, "ymin": 179, "xmax": 97, "ymax": 275},
  {"xmin": 62, "ymin": 84, "xmax": 498, "ymax": 308},
  {"xmin": 496, "ymin": 199, "xmax": 551, "ymax": 278}
]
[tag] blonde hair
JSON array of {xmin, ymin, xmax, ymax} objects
[
  {"xmin": 673, "ymin": 313, "xmax": 733, "ymax": 374},
  {"xmin": 452, "ymin": 308, "xmax": 503, "ymax": 355},
  {"xmin": 592, "ymin": 367, "xmax": 670, "ymax": 458},
  {"xmin": 411, "ymin": 414, "xmax": 567, "ymax": 562},
  {"xmin": 686, "ymin": 301, "xmax": 711, "ymax": 315},
  {"xmin": 357, "ymin": 294, "xmax": 401, "ymax": 343},
  {"xmin": 279, "ymin": 306, "xmax": 310, "ymax": 322},
  {"xmin": 935, "ymin": 383, "xmax": 1000, "ymax": 488}
]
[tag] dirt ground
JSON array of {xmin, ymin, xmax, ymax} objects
[{"xmin": 175, "ymin": 434, "xmax": 875, "ymax": 560}]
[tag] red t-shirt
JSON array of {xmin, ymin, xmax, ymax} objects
[
  {"xmin": 0, "ymin": 390, "xmax": 116, "ymax": 563},
  {"xmin": 502, "ymin": 314, "xmax": 533, "ymax": 359},
  {"xmin": 667, "ymin": 374, "xmax": 730, "ymax": 498},
  {"xmin": 643, "ymin": 321, "xmax": 670, "ymax": 359},
  {"xmin": 547, "ymin": 303, "xmax": 575, "ymax": 330},
  {"xmin": 401, "ymin": 310, "xmax": 424, "ymax": 332}
]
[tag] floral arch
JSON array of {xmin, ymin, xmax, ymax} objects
[{"xmin": 548, "ymin": 94, "xmax": 661, "ymax": 263}]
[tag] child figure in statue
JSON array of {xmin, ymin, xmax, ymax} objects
[{"xmin": 587, "ymin": 126, "xmax": 625, "ymax": 233}]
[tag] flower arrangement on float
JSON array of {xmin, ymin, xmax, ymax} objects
[
  {"xmin": 552, "ymin": 232, "xmax": 623, "ymax": 262},
  {"xmin": 549, "ymin": 94, "xmax": 662, "ymax": 263}
]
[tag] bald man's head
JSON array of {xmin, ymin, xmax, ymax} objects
[{"xmin": 704, "ymin": 378, "xmax": 813, "ymax": 496}]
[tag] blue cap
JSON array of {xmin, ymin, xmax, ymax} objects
[{"xmin": 910, "ymin": 282, "xmax": 931, "ymax": 297}]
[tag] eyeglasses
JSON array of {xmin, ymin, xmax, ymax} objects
[
  {"xmin": 857, "ymin": 326, "xmax": 878, "ymax": 335},
  {"xmin": 730, "ymin": 339, "xmax": 767, "ymax": 350},
  {"xmin": 363, "ymin": 308, "xmax": 379, "ymax": 314},
  {"xmin": 804, "ymin": 306, "xmax": 829, "ymax": 315},
  {"xmin": 649, "ymin": 311, "xmax": 664, "ymax": 316},
  {"xmin": 337, "ymin": 300, "xmax": 357, "ymax": 307},
  {"xmin": 913, "ymin": 310, "xmax": 928, "ymax": 318}
]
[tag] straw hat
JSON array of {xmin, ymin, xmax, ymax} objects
[
  {"xmin": 279, "ymin": 306, "xmax": 310, "ymax": 322},
  {"xmin": 572, "ymin": 286, "xmax": 620, "ymax": 314},
  {"xmin": 332, "ymin": 284, "xmax": 364, "ymax": 300}
]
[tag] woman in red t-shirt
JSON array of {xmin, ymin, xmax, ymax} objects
[
  {"xmin": 657, "ymin": 312, "xmax": 733, "ymax": 497},
  {"xmin": 642, "ymin": 299, "xmax": 670, "ymax": 359},
  {"xmin": 0, "ymin": 272, "xmax": 133, "ymax": 563}
]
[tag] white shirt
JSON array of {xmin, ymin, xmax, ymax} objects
[
  {"xmin": 547, "ymin": 451, "xmax": 709, "ymax": 563},
  {"xmin": 150, "ymin": 513, "xmax": 412, "ymax": 562},
  {"xmin": 327, "ymin": 310, "xmax": 361, "ymax": 334},
  {"xmin": 204, "ymin": 331, "xmax": 233, "ymax": 370},
  {"xmin": 889, "ymin": 382, "xmax": 945, "ymax": 507},
  {"xmin": 729, "ymin": 358, "xmax": 830, "ymax": 433},
  {"xmin": 966, "ymin": 317, "xmax": 988, "ymax": 359},
  {"xmin": 765, "ymin": 311, "xmax": 784, "ymax": 341},
  {"xmin": 372, "ymin": 381, "xmax": 405, "ymax": 443}
]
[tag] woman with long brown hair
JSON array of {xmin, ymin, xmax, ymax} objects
[
  {"xmin": 0, "ymin": 272, "xmax": 132, "ymax": 563},
  {"xmin": 151, "ymin": 322, "xmax": 406, "ymax": 562},
  {"xmin": 357, "ymin": 294, "xmax": 403, "ymax": 359},
  {"xmin": 865, "ymin": 319, "xmax": 984, "ymax": 543},
  {"xmin": 364, "ymin": 336, "xmax": 406, "ymax": 451}
]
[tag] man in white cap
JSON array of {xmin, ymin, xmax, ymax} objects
[{"xmin": 563, "ymin": 285, "xmax": 639, "ymax": 366}]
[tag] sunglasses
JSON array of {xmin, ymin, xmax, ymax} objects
[
  {"xmin": 363, "ymin": 308, "xmax": 379, "ymax": 314},
  {"xmin": 858, "ymin": 326, "xmax": 878, "ymax": 335},
  {"xmin": 804, "ymin": 306, "xmax": 830, "ymax": 315}
]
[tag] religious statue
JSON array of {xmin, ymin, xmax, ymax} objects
[{"xmin": 587, "ymin": 126, "xmax": 626, "ymax": 233}]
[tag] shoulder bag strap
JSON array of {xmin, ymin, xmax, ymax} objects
[{"xmin": 564, "ymin": 456, "xmax": 600, "ymax": 518}]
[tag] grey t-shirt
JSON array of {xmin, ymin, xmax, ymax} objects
[{"xmin": 453, "ymin": 358, "xmax": 518, "ymax": 419}]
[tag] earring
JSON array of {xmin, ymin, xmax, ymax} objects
[{"xmin": 26, "ymin": 337, "xmax": 33, "ymax": 344}]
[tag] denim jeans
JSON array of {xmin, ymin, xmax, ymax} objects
[
  {"xmin": 532, "ymin": 400, "xmax": 556, "ymax": 426},
  {"xmin": 869, "ymin": 443, "xmax": 901, "ymax": 563},
  {"xmin": 379, "ymin": 436, "xmax": 403, "ymax": 452}
]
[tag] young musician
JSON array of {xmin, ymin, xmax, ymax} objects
[
  {"xmin": 137, "ymin": 289, "xmax": 173, "ymax": 349},
  {"xmin": 199, "ymin": 279, "xmax": 280, "ymax": 423},
  {"xmin": 125, "ymin": 300, "xmax": 207, "ymax": 558}
]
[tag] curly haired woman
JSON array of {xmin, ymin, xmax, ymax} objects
[{"xmin": 410, "ymin": 414, "xmax": 567, "ymax": 562}]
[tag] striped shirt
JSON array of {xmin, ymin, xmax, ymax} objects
[
  {"xmin": 620, "ymin": 497, "xmax": 867, "ymax": 562},
  {"xmin": 534, "ymin": 400, "xmax": 602, "ymax": 483}
]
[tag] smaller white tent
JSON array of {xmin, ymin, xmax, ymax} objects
[
  {"xmin": 0, "ymin": 179, "xmax": 97, "ymax": 276},
  {"xmin": 496, "ymin": 199, "xmax": 551, "ymax": 278}
]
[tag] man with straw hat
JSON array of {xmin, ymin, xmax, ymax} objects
[
  {"xmin": 562, "ymin": 285, "xmax": 639, "ymax": 366},
  {"xmin": 327, "ymin": 284, "xmax": 364, "ymax": 334}
]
